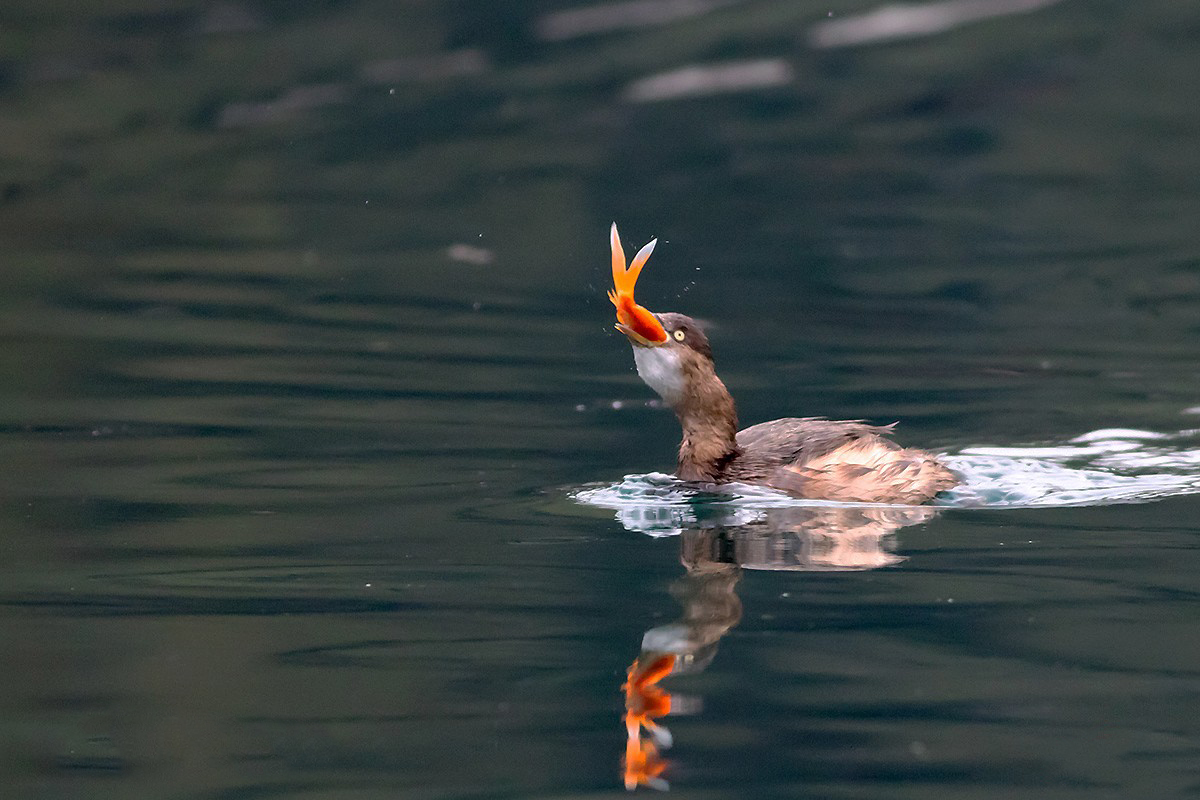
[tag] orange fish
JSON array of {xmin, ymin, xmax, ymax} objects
[{"xmin": 609, "ymin": 223, "xmax": 668, "ymax": 346}]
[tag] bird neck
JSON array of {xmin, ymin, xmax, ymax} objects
[{"xmin": 673, "ymin": 365, "xmax": 740, "ymax": 482}]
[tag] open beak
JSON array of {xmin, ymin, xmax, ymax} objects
[
  {"xmin": 609, "ymin": 223, "xmax": 669, "ymax": 347},
  {"xmin": 615, "ymin": 321, "xmax": 665, "ymax": 347}
]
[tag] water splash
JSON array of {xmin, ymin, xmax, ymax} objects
[
  {"xmin": 574, "ymin": 427, "xmax": 1200, "ymax": 533},
  {"xmin": 948, "ymin": 427, "xmax": 1200, "ymax": 507}
]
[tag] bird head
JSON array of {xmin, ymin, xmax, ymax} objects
[{"xmin": 608, "ymin": 224, "xmax": 717, "ymax": 405}]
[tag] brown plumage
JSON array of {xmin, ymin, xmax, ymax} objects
[
  {"xmin": 623, "ymin": 312, "xmax": 958, "ymax": 504},
  {"xmin": 606, "ymin": 224, "xmax": 957, "ymax": 504}
]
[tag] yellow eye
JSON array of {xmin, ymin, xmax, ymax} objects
[{"xmin": 672, "ymin": 329, "xmax": 686, "ymax": 342}]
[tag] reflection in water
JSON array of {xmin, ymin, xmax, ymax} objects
[
  {"xmin": 620, "ymin": 504, "xmax": 938, "ymax": 790},
  {"xmin": 624, "ymin": 59, "xmax": 794, "ymax": 102},
  {"xmin": 622, "ymin": 653, "xmax": 675, "ymax": 790},
  {"xmin": 707, "ymin": 505, "xmax": 939, "ymax": 571},
  {"xmin": 809, "ymin": 0, "xmax": 1066, "ymax": 49}
]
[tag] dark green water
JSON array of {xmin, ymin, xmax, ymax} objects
[{"xmin": 3, "ymin": 1, "xmax": 1200, "ymax": 797}]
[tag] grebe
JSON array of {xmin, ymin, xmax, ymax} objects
[{"xmin": 608, "ymin": 223, "xmax": 957, "ymax": 504}]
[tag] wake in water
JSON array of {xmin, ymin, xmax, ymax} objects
[{"xmin": 574, "ymin": 427, "xmax": 1200, "ymax": 535}]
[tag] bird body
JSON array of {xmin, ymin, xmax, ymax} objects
[{"xmin": 733, "ymin": 417, "xmax": 957, "ymax": 504}]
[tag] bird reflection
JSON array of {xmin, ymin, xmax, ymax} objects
[{"xmin": 619, "ymin": 503, "xmax": 939, "ymax": 790}]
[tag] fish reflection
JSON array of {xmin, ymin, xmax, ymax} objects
[
  {"xmin": 622, "ymin": 653, "xmax": 675, "ymax": 790},
  {"xmin": 619, "ymin": 504, "xmax": 939, "ymax": 790}
]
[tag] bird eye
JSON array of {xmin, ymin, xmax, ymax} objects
[{"xmin": 673, "ymin": 329, "xmax": 686, "ymax": 341}]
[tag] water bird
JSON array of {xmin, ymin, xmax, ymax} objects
[{"xmin": 608, "ymin": 223, "xmax": 957, "ymax": 504}]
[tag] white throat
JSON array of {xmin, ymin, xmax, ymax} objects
[{"xmin": 633, "ymin": 346, "xmax": 685, "ymax": 406}]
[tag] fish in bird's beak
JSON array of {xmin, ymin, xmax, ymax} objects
[{"xmin": 608, "ymin": 223, "xmax": 668, "ymax": 347}]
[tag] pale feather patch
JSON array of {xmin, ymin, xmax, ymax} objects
[
  {"xmin": 775, "ymin": 439, "xmax": 958, "ymax": 504},
  {"xmin": 803, "ymin": 439, "xmax": 901, "ymax": 472},
  {"xmin": 633, "ymin": 346, "xmax": 685, "ymax": 405}
]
